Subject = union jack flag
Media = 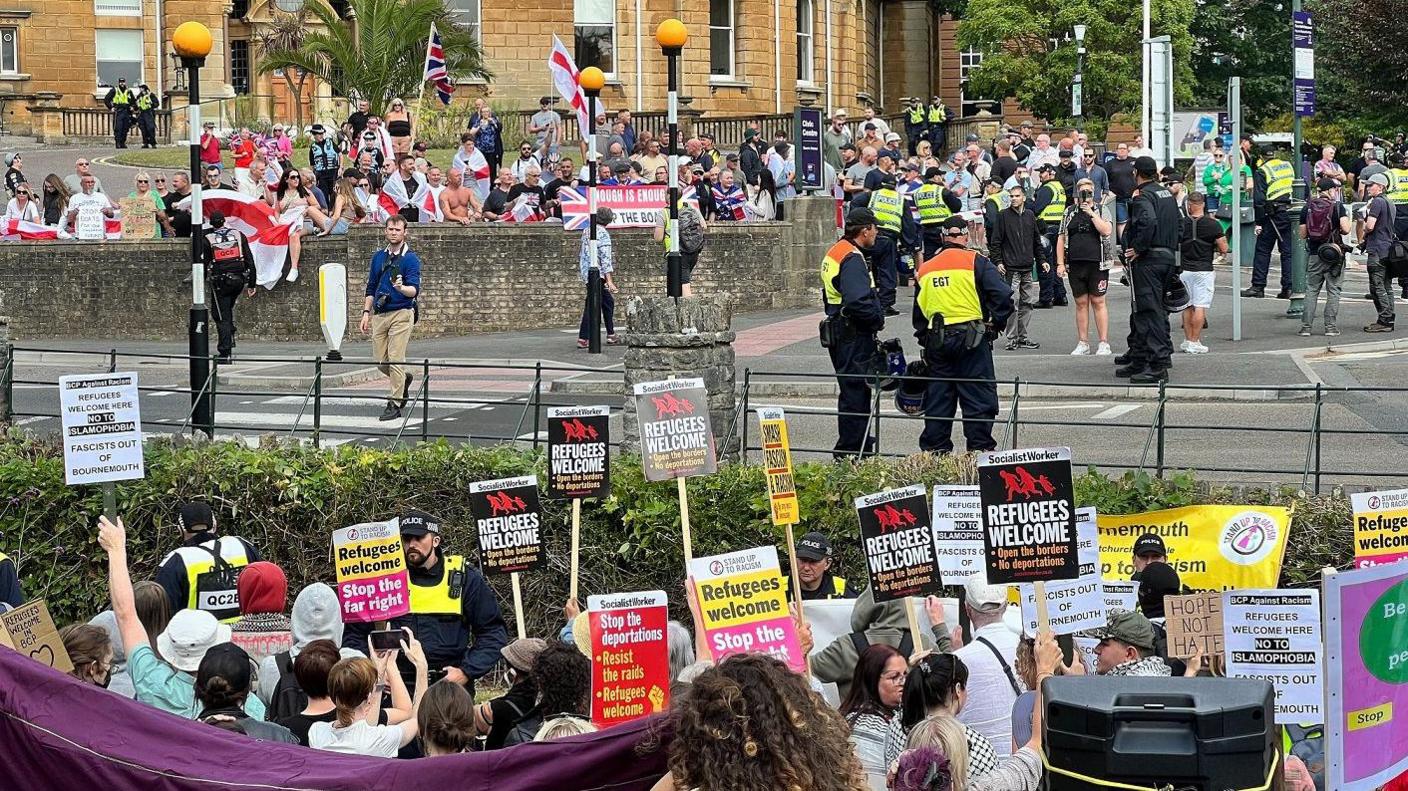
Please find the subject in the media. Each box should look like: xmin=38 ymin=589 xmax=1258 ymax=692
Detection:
xmin=560 ymin=186 xmax=590 ymax=231
xmin=423 ymin=23 xmax=454 ymax=105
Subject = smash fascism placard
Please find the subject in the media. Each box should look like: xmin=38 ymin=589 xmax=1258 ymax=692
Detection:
xmin=977 ymin=447 xmax=1078 ymax=585
xmin=856 ymin=485 xmax=941 ymax=603
xmin=588 ymin=590 xmax=671 ymax=728
xmin=469 ymin=475 xmax=545 ymax=575
xmin=757 ymin=408 xmax=799 ymax=526
xmin=546 ymin=406 xmax=611 ymax=499
xmin=633 ymin=378 xmax=716 ymax=482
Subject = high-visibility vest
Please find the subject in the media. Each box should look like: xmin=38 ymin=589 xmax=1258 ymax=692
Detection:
xmin=869 ymin=188 xmax=903 ymax=234
xmin=1261 ymin=159 xmax=1294 ymax=202
xmin=985 ymin=192 xmax=1006 ymax=215
xmin=1388 ymin=168 xmax=1408 ymax=205
xmin=1039 ymin=181 xmax=1066 ymax=221
xmin=408 ymin=555 xmax=465 ymax=615
xmin=822 ymin=239 xmax=870 ymax=306
xmin=163 ymin=537 xmax=251 ymax=622
xmin=908 ymin=106 xmax=925 ymax=125
xmin=784 ymin=574 xmax=849 ymax=600
xmin=915 ymin=247 xmax=984 ymax=325
xmin=136 ymin=94 xmax=154 ymax=111
xmin=914 ymin=183 xmax=953 ymax=225
xmin=927 ymin=104 xmax=947 ymax=124
xmin=111 ymin=88 xmax=132 ymax=106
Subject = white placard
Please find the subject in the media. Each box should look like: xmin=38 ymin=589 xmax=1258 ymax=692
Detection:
xmin=1102 ymin=581 xmax=1139 ymax=613
xmin=1223 ymin=589 xmax=1323 ymax=724
xmin=932 ymin=485 xmax=984 ymax=582
xmin=1018 ymin=508 xmax=1103 ymax=635
xmin=59 ymin=373 xmax=144 ymax=486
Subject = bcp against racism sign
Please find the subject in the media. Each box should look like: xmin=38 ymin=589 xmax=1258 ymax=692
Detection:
xmin=587 ymin=590 xmax=671 ymax=728
xmin=1350 ymin=488 xmax=1408 ymax=568
xmin=469 ymin=476 xmax=545 ymax=575
xmin=1223 ymin=589 xmax=1322 ymax=725
xmin=932 ymin=486 xmax=984 ymax=582
xmin=856 ymin=485 xmax=941 ymax=602
xmin=690 ymin=546 xmax=806 ymax=673
xmin=332 ymin=520 xmax=411 ymax=623
xmin=546 ymin=406 xmax=611 ymax=499
xmin=633 ymin=378 xmax=716 ymax=482
xmin=0 ymin=600 xmax=74 ymax=673
xmin=757 ymin=408 xmax=799 ymax=525
xmin=1018 ymin=508 xmax=1104 ymax=635
xmin=1096 ymin=505 xmax=1291 ymax=590
xmin=59 ymin=372 xmax=145 ymax=486
xmin=977 ymin=447 xmax=1078 ymax=585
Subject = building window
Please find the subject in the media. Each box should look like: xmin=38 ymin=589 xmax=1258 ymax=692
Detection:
xmin=865 ymin=0 xmax=881 ymax=101
xmin=94 ymin=0 xmax=140 ymax=16
xmin=574 ymin=0 xmax=614 ymax=77
xmin=447 ymin=0 xmax=481 ymax=46
xmin=709 ymin=0 xmax=733 ymax=77
xmin=95 ymin=29 xmax=142 ymax=87
xmin=959 ymin=47 xmax=992 ymax=117
xmin=229 ymin=39 xmax=249 ymax=95
xmin=795 ymin=0 xmax=813 ymax=84
xmin=0 ymin=27 xmax=16 ymax=75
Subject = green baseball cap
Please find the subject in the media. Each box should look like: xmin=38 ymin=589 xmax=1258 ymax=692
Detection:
xmin=1094 ymin=610 xmax=1157 ymax=652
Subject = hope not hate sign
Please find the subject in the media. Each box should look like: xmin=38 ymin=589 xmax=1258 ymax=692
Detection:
xmin=1164 ymin=591 xmax=1224 ymax=659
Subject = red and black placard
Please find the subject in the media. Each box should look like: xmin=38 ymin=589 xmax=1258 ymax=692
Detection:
xmin=546 ymin=405 xmax=611 ymax=499
xmin=855 ymin=484 xmax=941 ymax=602
xmin=976 ymin=447 xmax=1078 ymax=584
xmin=469 ymin=475 xmax=545 ymax=575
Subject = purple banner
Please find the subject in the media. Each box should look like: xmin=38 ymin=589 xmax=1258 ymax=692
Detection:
xmin=1293 ymin=11 xmax=1315 ymax=117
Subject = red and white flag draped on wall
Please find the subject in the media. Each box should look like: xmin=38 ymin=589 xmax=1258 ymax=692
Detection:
xmin=176 ymin=190 xmax=306 ymax=288
xmin=415 ymin=184 xmax=445 ymax=223
xmin=3 ymin=218 xmax=121 ymax=240
xmin=548 ymin=34 xmax=597 ymax=140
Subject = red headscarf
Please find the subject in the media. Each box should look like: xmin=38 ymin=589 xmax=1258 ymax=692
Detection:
xmin=237 ymin=561 xmax=288 ymax=615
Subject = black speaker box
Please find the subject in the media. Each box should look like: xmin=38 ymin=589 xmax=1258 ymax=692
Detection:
xmin=1043 ymin=676 xmax=1278 ymax=791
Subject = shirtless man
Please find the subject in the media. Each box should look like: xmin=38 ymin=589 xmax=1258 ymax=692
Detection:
xmin=439 ymin=168 xmax=481 ymax=226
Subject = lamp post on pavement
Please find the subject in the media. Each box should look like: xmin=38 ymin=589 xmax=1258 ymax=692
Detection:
xmin=657 ymin=19 xmax=687 ymax=299
xmin=1287 ymin=0 xmax=1313 ymax=318
xmin=1072 ymin=24 xmax=1086 ymax=119
xmin=580 ymin=66 xmax=606 ymax=354
xmin=173 ymin=21 xmax=214 ymax=438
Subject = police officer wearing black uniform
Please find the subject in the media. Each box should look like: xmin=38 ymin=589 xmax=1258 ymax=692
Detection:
xmin=344 ymin=510 xmax=508 ymax=696
xmin=202 ymin=211 xmax=256 ymax=363
xmin=913 ymin=216 xmax=1014 ymax=454
xmin=822 ymin=207 xmax=887 ymax=459
xmin=788 ymin=532 xmax=855 ymax=601
xmin=904 ymin=97 xmax=927 ymax=157
xmin=1117 ymin=156 xmax=1181 ymax=383
xmin=103 ymin=77 xmax=135 ymax=149
xmin=867 ymin=171 xmax=918 ymax=316
xmin=134 ymin=84 xmax=160 ymax=149
xmin=308 ymin=124 xmax=342 ymax=199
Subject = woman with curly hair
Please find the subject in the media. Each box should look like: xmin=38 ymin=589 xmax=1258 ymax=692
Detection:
xmin=501 ymin=642 xmax=591 ymax=747
xmin=840 ymin=643 xmax=908 ymax=784
xmin=656 ymin=652 xmax=868 ymax=791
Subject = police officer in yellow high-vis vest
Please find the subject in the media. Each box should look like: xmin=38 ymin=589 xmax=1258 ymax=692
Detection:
xmin=103 ymin=76 xmax=136 ymax=149
xmin=154 ymin=501 xmax=262 ymax=623
xmin=786 ymin=532 xmax=855 ymax=601
xmin=1387 ymin=152 xmax=1408 ymax=242
xmin=0 ymin=548 xmax=22 ymax=608
xmin=926 ymin=96 xmax=949 ymax=154
xmin=1032 ymin=163 xmax=1070 ymax=307
xmin=905 ymin=97 xmax=927 ymax=157
xmin=868 ymin=172 xmax=917 ymax=315
xmin=912 ymin=216 xmax=1014 ymax=454
xmin=343 ymin=510 xmax=508 ymax=695
xmin=135 ymin=83 xmax=160 ymax=149
xmin=821 ymin=207 xmax=887 ymax=458
xmin=915 ymin=166 xmax=963 ymax=261
xmin=1246 ymin=147 xmax=1297 ymax=299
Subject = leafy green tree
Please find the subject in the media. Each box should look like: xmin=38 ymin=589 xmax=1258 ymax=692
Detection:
xmin=957 ymin=0 xmax=1196 ymax=132
xmin=257 ymin=0 xmax=491 ymax=117
xmin=1187 ymin=0 xmax=1290 ymax=124
xmin=257 ymin=11 xmax=312 ymax=132
xmin=1311 ymin=0 xmax=1408 ymax=131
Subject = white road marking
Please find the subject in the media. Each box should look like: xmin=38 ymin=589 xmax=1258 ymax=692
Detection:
xmin=213 ymin=412 xmax=423 ymax=429
xmin=1091 ymin=404 xmax=1142 ymax=420
xmin=149 ymin=391 xmax=176 ymax=397
xmin=13 ymin=416 xmax=47 ymax=425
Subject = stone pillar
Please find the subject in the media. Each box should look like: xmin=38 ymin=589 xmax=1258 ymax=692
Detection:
xmin=784 ymin=195 xmax=840 ymax=300
xmin=27 ymin=93 xmax=65 ymax=145
xmin=621 ymin=295 xmax=739 ymax=461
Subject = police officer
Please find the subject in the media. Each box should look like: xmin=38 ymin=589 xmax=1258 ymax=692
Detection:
xmin=0 ymin=547 xmax=22 ymax=608
xmin=915 ymin=166 xmax=963 ymax=261
xmin=1032 ymin=163 xmax=1070 ymax=308
xmin=1243 ymin=146 xmax=1296 ymax=299
xmin=926 ymin=96 xmax=948 ymax=155
xmin=134 ymin=84 xmax=160 ymax=149
xmin=822 ymin=208 xmax=887 ymax=458
xmin=868 ymin=172 xmax=916 ymax=316
xmin=1117 ymin=156 xmax=1181 ymax=383
xmin=154 ymin=501 xmax=262 ymax=621
xmin=103 ymin=77 xmax=136 ymax=149
xmin=203 ymin=211 xmax=256 ymax=363
xmin=344 ymin=510 xmax=508 ymax=695
xmin=905 ymin=97 xmax=927 ymax=157
xmin=789 ymin=532 xmax=854 ymax=601
xmin=308 ymin=124 xmax=342 ymax=199
xmin=913 ymin=216 xmax=1014 ymax=454
xmin=1387 ymin=152 xmax=1408 ymax=243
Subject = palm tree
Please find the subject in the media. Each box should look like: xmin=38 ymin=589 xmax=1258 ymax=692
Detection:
xmin=256 ymin=0 xmax=491 ymax=118
xmin=257 ymin=10 xmax=311 ymax=132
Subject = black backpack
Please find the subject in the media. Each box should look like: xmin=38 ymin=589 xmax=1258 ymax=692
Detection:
xmin=265 ymin=650 xmax=307 ymax=723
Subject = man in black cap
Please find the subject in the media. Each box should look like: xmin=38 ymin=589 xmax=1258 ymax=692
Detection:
xmin=1116 ymin=155 xmax=1180 ymax=383
xmin=134 ymin=83 xmax=160 ymax=149
xmin=344 ymin=510 xmax=508 ymax=695
xmin=308 ymin=124 xmax=342 ymax=198
xmin=103 ymin=76 xmax=136 ymax=149
xmin=203 ymin=210 xmax=256 ymax=363
xmin=1032 ymin=162 xmax=1071 ymax=308
xmin=821 ymin=207 xmax=887 ymax=458
xmin=1131 ymin=532 xmax=1168 ymax=578
xmin=790 ymin=532 xmax=854 ymax=600
xmin=154 ymin=501 xmax=262 ymax=621
xmin=1092 ymin=610 xmax=1171 ymax=676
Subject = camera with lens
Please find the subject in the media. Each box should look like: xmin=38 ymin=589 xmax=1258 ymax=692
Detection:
xmin=374 ymin=261 xmax=402 ymax=311
xmin=1080 ymin=188 xmax=1093 ymax=202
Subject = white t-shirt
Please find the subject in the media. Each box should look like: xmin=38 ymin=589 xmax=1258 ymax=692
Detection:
xmin=953 ymin=621 xmax=1021 ymax=759
xmin=308 ymin=719 xmax=404 ymax=757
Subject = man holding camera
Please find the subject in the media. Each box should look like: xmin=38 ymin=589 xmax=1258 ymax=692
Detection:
xmin=361 ymin=215 xmax=421 ymax=421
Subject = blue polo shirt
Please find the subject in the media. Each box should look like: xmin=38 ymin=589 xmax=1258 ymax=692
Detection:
xmin=365 ymin=244 xmax=422 ymax=313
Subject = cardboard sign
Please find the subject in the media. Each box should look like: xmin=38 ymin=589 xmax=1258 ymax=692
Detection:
xmin=932 ymin=485 xmax=984 ymax=582
xmin=0 ymin=600 xmax=73 ymax=673
xmin=546 ymin=406 xmax=611 ymax=499
xmin=1096 ymin=506 xmax=1291 ymax=590
xmin=1223 ymin=589 xmax=1323 ymax=724
xmin=118 ymin=195 xmax=157 ymax=239
xmin=1350 ymin=488 xmax=1408 ymax=568
xmin=977 ymin=447 xmax=1078 ymax=584
xmin=1163 ymin=591 xmax=1224 ymax=659
xmin=1018 ymin=508 xmax=1104 ymax=635
xmin=1102 ymin=581 xmax=1139 ymax=613
xmin=634 ymin=378 xmax=716 ymax=482
xmin=469 ymin=475 xmax=545 ymax=575
xmin=757 ymin=408 xmax=799 ymax=525
xmin=690 ymin=546 xmax=806 ymax=673
xmin=856 ymin=485 xmax=941 ymax=603
xmin=59 ymin=372 xmax=145 ymax=486
xmin=331 ymin=520 xmax=411 ymax=623
xmin=588 ymin=590 xmax=671 ymax=728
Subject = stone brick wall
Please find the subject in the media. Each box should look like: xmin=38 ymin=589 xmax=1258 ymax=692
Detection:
xmin=0 ymin=196 xmax=836 ymax=342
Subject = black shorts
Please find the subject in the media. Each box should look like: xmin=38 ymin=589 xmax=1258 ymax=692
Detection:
xmin=679 ymin=251 xmax=700 ymax=284
xmin=1067 ymin=261 xmax=1108 ymax=298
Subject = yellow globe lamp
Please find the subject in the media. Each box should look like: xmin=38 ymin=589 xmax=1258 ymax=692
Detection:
xmin=172 ymin=22 xmax=213 ymax=62
xmin=579 ymin=66 xmax=606 ymax=95
xmin=656 ymin=18 xmax=687 ymax=52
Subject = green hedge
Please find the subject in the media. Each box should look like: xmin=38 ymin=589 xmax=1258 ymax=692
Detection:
xmin=0 ymin=434 xmax=1352 ymax=634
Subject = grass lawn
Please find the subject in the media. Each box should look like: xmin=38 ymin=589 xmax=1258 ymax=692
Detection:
xmin=108 ymin=147 xmax=463 ymax=173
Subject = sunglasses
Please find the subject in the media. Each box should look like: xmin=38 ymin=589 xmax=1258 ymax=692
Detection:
xmin=137 ymin=179 xmax=149 ymax=184
xmin=156 ymin=178 xmax=166 ymax=183
xmin=288 ymin=175 xmax=300 ymax=180
xmin=357 ymin=182 xmax=369 ymax=188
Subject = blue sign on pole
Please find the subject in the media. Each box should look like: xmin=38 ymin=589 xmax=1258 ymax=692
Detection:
xmin=1292 ymin=11 xmax=1315 ymax=117
xmin=794 ymin=106 xmax=824 ymax=192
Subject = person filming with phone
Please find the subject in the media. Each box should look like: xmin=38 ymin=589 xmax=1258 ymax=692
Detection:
xmin=342 ymin=510 xmax=508 ymax=699
xmin=360 ymin=215 xmax=421 ymax=422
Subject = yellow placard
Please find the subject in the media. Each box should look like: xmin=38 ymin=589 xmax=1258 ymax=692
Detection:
xmin=1096 ymin=505 xmax=1291 ymax=590
xmin=1348 ymin=702 xmax=1393 ymax=732
xmin=1350 ymin=489 xmax=1408 ymax=566
xmin=694 ymin=569 xmax=790 ymax=630
xmin=758 ymin=409 xmax=799 ymax=526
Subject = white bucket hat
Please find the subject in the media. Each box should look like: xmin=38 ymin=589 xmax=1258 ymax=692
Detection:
xmin=157 ymin=609 xmax=231 ymax=673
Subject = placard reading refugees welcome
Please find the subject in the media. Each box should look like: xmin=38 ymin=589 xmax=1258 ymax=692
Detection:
xmin=856 ymin=485 xmax=941 ymax=602
xmin=469 ymin=476 xmax=545 ymax=575
xmin=690 ymin=546 xmax=805 ymax=673
xmin=1350 ymin=488 xmax=1408 ymax=568
xmin=1223 ymin=589 xmax=1322 ymax=724
xmin=59 ymin=372 xmax=145 ymax=486
xmin=1018 ymin=508 xmax=1103 ymax=635
xmin=933 ymin=485 xmax=984 ymax=582
xmin=634 ymin=378 xmax=716 ymax=482
xmin=978 ymin=447 xmax=1078 ymax=584
xmin=547 ymin=406 xmax=611 ymax=499
xmin=332 ymin=520 xmax=411 ymax=623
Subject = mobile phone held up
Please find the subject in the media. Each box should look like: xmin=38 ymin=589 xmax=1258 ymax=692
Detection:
xmin=369 ymin=628 xmax=407 ymax=654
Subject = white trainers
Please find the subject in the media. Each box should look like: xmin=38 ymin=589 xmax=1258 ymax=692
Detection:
xmin=1071 ymin=341 xmax=1090 ymax=355
xmin=1179 ymin=340 xmax=1190 ymax=352
xmin=286 ymin=267 xmax=299 ymax=283
xmin=1095 ymin=342 xmax=1113 ymax=356
xmin=1186 ymin=342 xmax=1209 ymax=354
